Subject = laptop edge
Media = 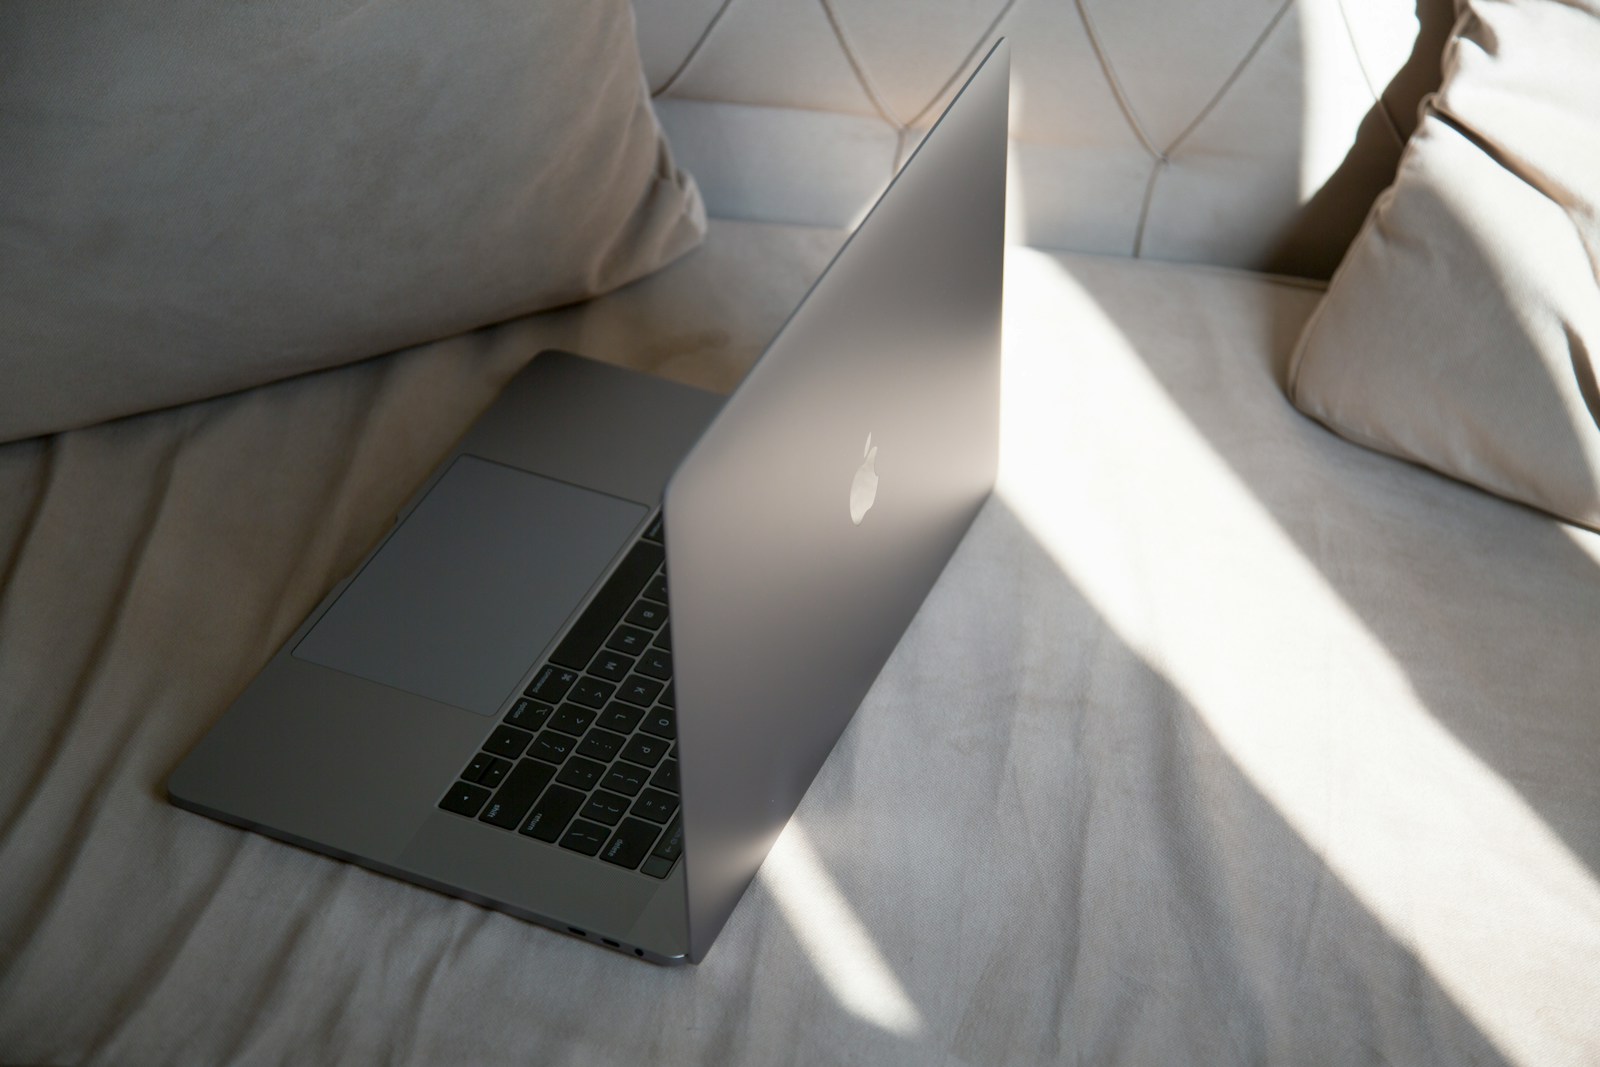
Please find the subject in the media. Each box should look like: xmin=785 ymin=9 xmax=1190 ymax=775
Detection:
xmin=167 ymin=40 xmax=1009 ymax=966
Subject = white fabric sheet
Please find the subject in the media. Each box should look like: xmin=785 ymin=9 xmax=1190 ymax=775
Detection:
xmin=2 ymin=224 xmax=1596 ymax=1065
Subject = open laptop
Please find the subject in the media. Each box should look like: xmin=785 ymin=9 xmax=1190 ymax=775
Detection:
xmin=168 ymin=41 xmax=1008 ymax=964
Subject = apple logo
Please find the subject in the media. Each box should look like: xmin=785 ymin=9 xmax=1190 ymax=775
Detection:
xmin=850 ymin=433 xmax=879 ymax=526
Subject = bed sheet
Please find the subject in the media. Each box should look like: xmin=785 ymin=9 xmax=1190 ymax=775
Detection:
xmin=2 ymin=229 xmax=1597 ymax=1065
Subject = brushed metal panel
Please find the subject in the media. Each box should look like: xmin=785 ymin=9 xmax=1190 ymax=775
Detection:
xmin=666 ymin=41 xmax=1008 ymax=963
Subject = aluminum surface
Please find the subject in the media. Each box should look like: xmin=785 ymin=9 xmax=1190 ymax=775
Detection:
xmin=294 ymin=455 xmax=644 ymax=716
xmin=665 ymin=41 xmax=1009 ymax=963
xmin=169 ymin=353 xmax=721 ymax=963
xmin=169 ymin=39 xmax=1008 ymax=966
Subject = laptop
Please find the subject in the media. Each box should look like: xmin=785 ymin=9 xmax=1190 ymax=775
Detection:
xmin=168 ymin=40 xmax=1008 ymax=965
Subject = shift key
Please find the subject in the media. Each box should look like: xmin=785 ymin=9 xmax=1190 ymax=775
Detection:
xmin=641 ymin=815 xmax=683 ymax=878
xmin=601 ymin=817 xmax=662 ymax=870
xmin=652 ymin=815 xmax=684 ymax=862
xmin=478 ymin=759 xmax=555 ymax=829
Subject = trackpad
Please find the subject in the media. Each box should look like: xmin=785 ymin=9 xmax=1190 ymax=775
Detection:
xmin=295 ymin=456 xmax=646 ymax=715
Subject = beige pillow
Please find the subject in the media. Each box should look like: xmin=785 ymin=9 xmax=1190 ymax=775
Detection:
xmin=1288 ymin=0 xmax=1600 ymax=530
xmin=0 ymin=0 xmax=705 ymax=443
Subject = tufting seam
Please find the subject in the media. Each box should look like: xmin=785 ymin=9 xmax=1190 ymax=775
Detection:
xmin=818 ymin=0 xmax=909 ymax=129
xmin=1073 ymin=0 xmax=1163 ymax=162
xmin=1332 ymin=0 xmax=1405 ymax=147
xmin=651 ymin=0 xmax=739 ymax=98
xmin=1079 ymin=0 xmax=1294 ymax=257
xmin=902 ymin=0 xmax=1020 ymax=130
xmin=828 ymin=0 xmax=1018 ymax=175
xmin=1164 ymin=0 xmax=1294 ymax=158
xmin=893 ymin=127 xmax=914 ymax=174
xmin=1132 ymin=157 xmax=1166 ymax=258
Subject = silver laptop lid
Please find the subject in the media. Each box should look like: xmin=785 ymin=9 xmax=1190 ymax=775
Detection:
xmin=666 ymin=40 xmax=1008 ymax=962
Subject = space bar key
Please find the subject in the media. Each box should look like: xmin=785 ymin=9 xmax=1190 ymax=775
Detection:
xmin=548 ymin=540 xmax=664 ymax=670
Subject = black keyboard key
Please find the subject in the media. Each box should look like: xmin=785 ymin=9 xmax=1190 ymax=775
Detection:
xmin=620 ymin=734 xmax=668 ymax=768
xmin=596 ymin=701 xmax=646 ymax=734
xmin=616 ymin=675 xmax=664 ymax=707
xmin=640 ymin=707 xmax=676 ymax=741
xmin=528 ymin=730 xmax=574 ymax=764
xmin=644 ymin=572 xmax=668 ymax=602
xmin=631 ymin=788 xmax=678 ymax=825
xmin=652 ymin=815 xmax=684 ymax=861
xmin=556 ymin=755 xmax=606 ymax=791
xmin=439 ymin=781 xmax=491 ymax=817
xmin=479 ymin=756 xmax=512 ymax=789
xmin=601 ymin=763 xmax=648 ymax=797
xmin=525 ymin=665 xmax=578 ymax=703
xmin=505 ymin=698 xmax=553 ymax=731
xmin=636 ymin=648 xmax=672 ymax=681
xmin=483 ymin=725 xmax=533 ymax=760
xmin=568 ymin=676 xmax=615 ymax=709
xmin=601 ymin=818 xmax=662 ymax=869
xmin=521 ymin=784 xmax=584 ymax=842
xmin=641 ymin=855 xmax=675 ymax=879
xmin=580 ymin=790 xmax=631 ymax=827
xmin=560 ymin=819 xmax=611 ymax=857
xmin=577 ymin=727 xmax=626 ymax=762
xmin=659 ymin=682 xmax=675 ymax=708
xmin=549 ymin=541 xmax=665 ymax=670
xmin=650 ymin=758 xmax=679 ymax=794
xmin=605 ymin=624 xmax=652 ymax=655
xmin=549 ymin=703 xmax=597 ymax=736
xmin=479 ymin=759 xmax=555 ymax=829
xmin=643 ymin=513 xmax=664 ymax=543
xmin=652 ymin=625 xmax=671 ymax=651
xmin=588 ymin=649 xmax=634 ymax=683
xmin=463 ymin=752 xmax=493 ymax=783
xmin=624 ymin=600 xmax=667 ymax=630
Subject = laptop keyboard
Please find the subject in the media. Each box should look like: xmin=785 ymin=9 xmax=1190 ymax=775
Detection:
xmin=436 ymin=513 xmax=684 ymax=878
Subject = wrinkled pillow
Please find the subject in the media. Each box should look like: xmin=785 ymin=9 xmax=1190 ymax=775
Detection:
xmin=1288 ymin=0 xmax=1600 ymax=530
xmin=0 ymin=0 xmax=705 ymax=443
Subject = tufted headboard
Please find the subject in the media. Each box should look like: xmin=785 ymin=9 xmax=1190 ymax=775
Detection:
xmin=634 ymin=0 xmax=1453 ymax=278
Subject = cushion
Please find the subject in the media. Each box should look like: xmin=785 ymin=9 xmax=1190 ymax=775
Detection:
xmin=1287 ymin=0 xmax=1600 ymax=530
xmin=0 ymin=0 xmax=705 ymax=444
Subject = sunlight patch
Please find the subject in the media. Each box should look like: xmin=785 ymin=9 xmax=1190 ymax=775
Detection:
xmin=996 ymin=249 xmax=1600 ymax=1066
xmin=760 ymin=822 xmax=924 ymax=1038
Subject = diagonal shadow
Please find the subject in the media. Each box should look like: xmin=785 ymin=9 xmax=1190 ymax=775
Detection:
xmin=994 ymin=242 xmax=1600 ymax=1062
xmin=1263 ymin=0 xmax=1454 ymax=277
xmin=761 ymin=498 xmax=1514 ymax=1064
xmin=1124 ymin=173 xmax=1600 ymax=885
